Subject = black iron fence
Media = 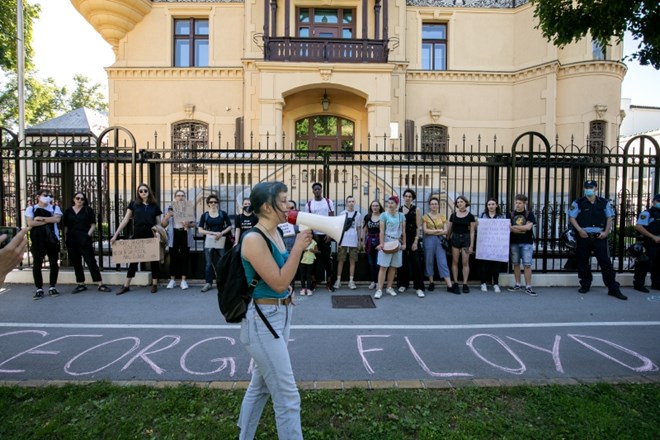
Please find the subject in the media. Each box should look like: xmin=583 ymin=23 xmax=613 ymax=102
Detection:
xmin=1 ymin=126 xmax=658 ymax=276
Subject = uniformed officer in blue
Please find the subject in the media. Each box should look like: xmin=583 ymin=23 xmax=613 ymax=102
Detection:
xmin=633 ymin=193 xmax=660 ymax=292
xmin=568 ymin=180 xmax=627 ymax=300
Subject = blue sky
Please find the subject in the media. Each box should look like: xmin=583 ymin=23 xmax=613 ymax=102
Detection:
xmin=31 ymin=0 xmax=660 ymax=107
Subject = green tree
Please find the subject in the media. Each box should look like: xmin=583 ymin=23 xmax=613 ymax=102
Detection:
xmin=68 ymin=74 xmax=108 ymax=112
xmin=0 ymin=72 xmax=67 ymax=128
xmin=531 ymin=0 xmax=660 ymax=69
xmin=0 ymin=0 xmax=40 ymax=71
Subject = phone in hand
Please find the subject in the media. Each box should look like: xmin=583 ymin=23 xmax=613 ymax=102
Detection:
xmin=0 ymin=226 xmax=20 ymax=249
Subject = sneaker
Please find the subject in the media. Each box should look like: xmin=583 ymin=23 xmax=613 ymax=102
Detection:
xmin=73 ymin=284 xmax=87 ymax=294
xmin=33 ymin=289 xmax=44 ymax=300
xmin=386 ymin=287 xmax=397 ymax=296
xmin=180 ymin=280 xmax=189 ymax=290
xmin=633 ymin=284 xmax=650 ymax=293
xmin=348 ymin=280 xmax=357 ymax=290
xmin=398 ymin=286 xmax=406 ymax=293
xmin=166 ymin=280 xmax=176 ymax=289
xmin=374 ymin=289 xmax=383 ymax=299
xmin=578 ymin=285 xmax=590 ymax=294
xmin=525 ymin=286 xmax=538 ymax=297
xmin=333 ymin=280 xmax=341 ymax=289
xmin=416 ymin=289 xmax=425 ymax=298
xmin=299 ymin=289 xmax=307 ymax=296
xmin=48 ymin=287 xmax=60 ymax=297
xmin=200 ymin=283 xmax=212 ymax=292
xmin=450 ymin=283 xmax=461 ymax=295
xmin=327 ymin=281 xmax=336 ymax=292
xmin=98 ymin=285 xmax=112 ymax=292
xmin=427 ymin=283 xmax=435 ymax=292
xmin=368 ymin=282 xmax=377 ymax=290
xmin=493 ymin=285 xmax=501 ymax=293
xmin=307 ymin=289 xmax=314 ymax=296
xmin=508 ymin=285 xmax=522 ymax=292
xmin=462 ymin=284 xmax=470 ymax=293
xmin=480 ymin=283 xmax=487 ymax=292
xmin=608 ymin=290 xmax=628 ymax=301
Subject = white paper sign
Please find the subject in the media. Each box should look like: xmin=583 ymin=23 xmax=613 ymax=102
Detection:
xmin=475 ymin=218 xmax=511 ymax=263
xmin=278 ymin=222 xmax=296 ymax=237
xmin=205 ymin=235 xmax=226 ymax=249
xmin=171 ymin=201 xmax=195 ymax=225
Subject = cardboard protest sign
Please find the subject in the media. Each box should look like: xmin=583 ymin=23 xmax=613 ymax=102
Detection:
xmin=204 ymin=235 xmax=226 ymax=249
xmin=475 ymin=218 xmax=510 ymax=263
xmin=112 ymin=237 xmax=161 ymax=264
xmin=171 ymin=200 xmax=195 ymax=225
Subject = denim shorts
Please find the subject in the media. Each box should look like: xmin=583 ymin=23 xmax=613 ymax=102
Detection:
xmin=510 ymin=243 xmax=533 ymax=266
xmin=451 ymin=232 xmax=471 ymax=249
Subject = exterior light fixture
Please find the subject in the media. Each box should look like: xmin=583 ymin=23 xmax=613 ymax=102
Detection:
xmin=321 ymin=89 xmax=330 ymax=112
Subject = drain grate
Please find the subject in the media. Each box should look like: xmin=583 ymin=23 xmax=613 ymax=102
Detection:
xmin=331 ymin=295 xmax=376 ymax=309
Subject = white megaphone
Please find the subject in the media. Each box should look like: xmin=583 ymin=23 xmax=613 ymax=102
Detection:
xmin=287 ymin=210 xmax=353 ymax=243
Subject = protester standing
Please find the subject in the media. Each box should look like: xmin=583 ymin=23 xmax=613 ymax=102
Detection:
xmin=306 ymin=182 xmax=336 ymax=291
xmin=633 ymin=193 xmax=660 ymax=292
xmin=363 ymin=200 xmax=384 ymax=290
xmin=422 ymin=197 xmax=453 ymax=292
xmin=334 ymin=195 xmax=362 ymax=290
xmin=25 ymin=189 xmax=63 ymax=300
xmin=397 ymin=189 xmax=426 ymax=298
xmin=374 ymin=195 xmax=406 ymax=299
xmin=507 ymin=194 xmax=537 ymax=296
xmin=162 ymin=190 xmax=195 ymax=290
xmin=62 ymin=191 xmax=111 ymax=293
xmin=111 ymin=184 xmax=162 ymax=295
xmin=447 ymin=196 xmax=475 ymax=294
xmin=198 ymin=194 xmax=232 ymax=292
xmin=234 ymin=199 xmax=258 ymax=245
xmin=237 ymin=181 xmax=312 ymax=440
xmin=477 ymin=198 xmax=504 ymax=293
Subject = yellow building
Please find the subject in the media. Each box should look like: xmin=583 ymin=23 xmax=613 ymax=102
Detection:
xmin=72 ymin=0 xmax=625 ymax=153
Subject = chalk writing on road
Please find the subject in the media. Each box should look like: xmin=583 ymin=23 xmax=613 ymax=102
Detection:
xmin=0 ymin=330 xmax=657 ymax=379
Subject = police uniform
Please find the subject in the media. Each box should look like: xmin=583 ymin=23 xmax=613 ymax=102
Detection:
xmin=568 ymin=180 xmax=626 ymax=299
xmin=633 ymin=194 xmax=660 ymax=291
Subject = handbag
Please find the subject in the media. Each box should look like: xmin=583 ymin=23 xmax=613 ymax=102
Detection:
xmin=440 ymin=236 xmax=450 ymax=252
xmin=382 ymin=241 xmax=400 ymax=254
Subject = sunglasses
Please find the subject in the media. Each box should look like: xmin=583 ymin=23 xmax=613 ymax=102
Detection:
xmin=175 ymin=194 xmax=185 ymax=197
xmin=138 ymin=189 xmax=149 ymax=194
xmin=208 ymin=201 xmax=218 ymax=204
xmin=74 ymin=196 xmax=85 ymax=201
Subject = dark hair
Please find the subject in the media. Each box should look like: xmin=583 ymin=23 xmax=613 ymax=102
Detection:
xmin=250 ymin=181 xmax=288 ymax=216
xmin=71 ymin=191 xmax=89 ymax=207
xmin=174 ymin=190 xmax=186 ymax=198
xmin=455 ymin=195 xmax=470 ymax=209
xmin=369 ymin=199 xmax=384 ymax=214
xmin=288 ymin=200 xmax=297 ymax=209
xmin=515 ymin=194 xmax=528 ymax=203
xmin=403 ymin=188 xmax=416 ymax=200
xmin=35 ymin=189 xmax=52 ymax=198
xmin=135 ymin=184 xmax=158 ymax=206
xmin=345 ymin=195 xmax=355 ymax=202
xmin=484 ymin=197 xmax=502 ymax=216
xmin=312 ymin=182 xmax=322 ymax=190
xmin=428 ymin=196 xmax=440 ymax=205
xmin=206 ymin=194 xmax=219 ymax=204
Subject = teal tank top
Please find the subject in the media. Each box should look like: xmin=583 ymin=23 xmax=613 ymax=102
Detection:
xmin=241 ymin=231 xmax=290 ymax=299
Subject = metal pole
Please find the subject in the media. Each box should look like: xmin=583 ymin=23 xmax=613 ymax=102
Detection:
xmin=17 ymin=0 xmax=27 ymax=227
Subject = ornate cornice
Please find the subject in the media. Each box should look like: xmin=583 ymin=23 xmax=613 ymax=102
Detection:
xmin=406 ymin=61 xmax=626 ymax=84
xmin=107 ymin=67 xmax=244 ymax=79
xmin=71 ymin=0 xmax=152 ymax=54
xmin=406 ymin=0 xmax=528 ymax=8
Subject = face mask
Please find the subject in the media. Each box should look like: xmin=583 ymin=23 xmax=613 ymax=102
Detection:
xmin=39 ymin=196 xmax=52 ymax=204
xmin=584 ymin=189 xmax=595 ymax=197
xmin=655 ymin=202 xmax=660 ymax=209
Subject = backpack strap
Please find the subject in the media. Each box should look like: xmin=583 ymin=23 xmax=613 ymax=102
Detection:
xmin=244 ymin=227 xmax=280 ymax=339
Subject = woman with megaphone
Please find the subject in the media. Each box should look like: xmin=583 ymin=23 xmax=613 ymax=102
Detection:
xmin=374 ymin=195 xmax=406 ymax=299
xmin=238 ymin=181 xmax=312 ymax=440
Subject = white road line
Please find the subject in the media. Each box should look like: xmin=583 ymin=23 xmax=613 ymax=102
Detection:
xmin=0 ymin=322 xmax=659 ymax=330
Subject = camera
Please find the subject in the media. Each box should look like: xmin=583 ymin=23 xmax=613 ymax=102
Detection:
xmin=0 ymin=226 xmax=20 ymax=249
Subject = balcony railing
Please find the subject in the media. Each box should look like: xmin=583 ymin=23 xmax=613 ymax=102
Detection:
xmin=264 ymin=37 xmax=388 ymax=63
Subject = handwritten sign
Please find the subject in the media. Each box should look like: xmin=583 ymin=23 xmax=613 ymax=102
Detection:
xmin=112 ymin=237 xmax=161 ymax=264
xmin=204 ymin=235 xmax=226 ymax=249
xmin=171 ymin=201 xmax=195 ymax=225
xmin=476 ymin=218 xmax=510 ymax=262
xmin=278 ymin=222 xmax=296 ymax=237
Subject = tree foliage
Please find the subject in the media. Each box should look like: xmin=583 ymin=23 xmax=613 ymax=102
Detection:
xmin=0 ymin=72 xmax=67 ymax=128
xmin=0 ymin=0 xmax=40 ymax=71
xmin=531 ymin=0 xmax=660 ymax=69
xmin=68 ymin=74 xmax=108 ymax=113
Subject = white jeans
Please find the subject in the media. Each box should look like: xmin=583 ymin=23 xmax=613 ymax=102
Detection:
xmin=238 ymin=301 xmax=302 ymax=439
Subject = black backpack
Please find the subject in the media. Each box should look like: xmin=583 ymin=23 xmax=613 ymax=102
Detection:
xmin=215 ymin=227 xmax=280 ymax=338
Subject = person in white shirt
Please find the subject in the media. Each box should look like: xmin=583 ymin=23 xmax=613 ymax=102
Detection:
xmin=334 ymin=195 xmax=362 ymax=290
xmin=306 ymin=182 xmax=336 ymax=291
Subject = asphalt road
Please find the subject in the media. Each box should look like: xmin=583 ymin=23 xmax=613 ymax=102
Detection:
xmin=0 ymin=282 xmax=659 ymax=384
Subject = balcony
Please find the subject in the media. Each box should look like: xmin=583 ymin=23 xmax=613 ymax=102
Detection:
xmin=265 ymin=37 xmax=388 ymax=63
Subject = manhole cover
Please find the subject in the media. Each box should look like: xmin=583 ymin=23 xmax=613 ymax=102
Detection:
xmin=331 ymin=295 xmax=376 ymax=309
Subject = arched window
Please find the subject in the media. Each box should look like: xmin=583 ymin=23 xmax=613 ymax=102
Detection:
xmin=171 ymin=121 xmax=208 ymax=173
xmin=295 ymin=115 xmax=355 ymax=152
xmin=421 ymin=124 xmax=448 ymax=175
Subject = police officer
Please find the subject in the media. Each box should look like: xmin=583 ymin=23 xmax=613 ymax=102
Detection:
xmin=633 ymin=193 xmax=660 ymax=292
xmin=568 ymin=180 xmax=627 ymax=300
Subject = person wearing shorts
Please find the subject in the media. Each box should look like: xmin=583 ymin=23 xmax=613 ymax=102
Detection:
xmin=334 ymin=196 xmax=362 ymax=290
xmin=508 ymin=194 xmax=537 ymax=296
xmin=374 ymin=195 xmax=405 ymax=299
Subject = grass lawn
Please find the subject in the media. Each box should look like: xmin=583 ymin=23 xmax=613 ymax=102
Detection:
xmin=0 ymin=382 xmax=658 ymax=439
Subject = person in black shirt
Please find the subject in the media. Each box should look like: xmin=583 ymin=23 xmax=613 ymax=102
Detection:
xmin=198 ymin=194 xmax=232 ymax=292
xmin=447 ymin=196 xmax=476 ymax=294
xmin=234 ymin=198 xmax=258 ymax=245
xmin=62 ymin=192 xmax=111 ymax=293
xmin=363 ymin=200 xmax=384 ymax=289
xmin=397 ymin=189 xmax=426 ymax=298
xmin=111 ymin=184 xmax=163 ymax=295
